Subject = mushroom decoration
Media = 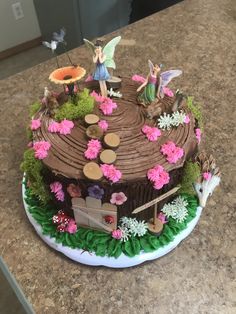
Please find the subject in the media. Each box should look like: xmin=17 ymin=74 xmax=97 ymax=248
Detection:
xmin=49 ymin=65 xmax=86 ymax=100
xmin=193 ymin=152 xmax=221 ymax=207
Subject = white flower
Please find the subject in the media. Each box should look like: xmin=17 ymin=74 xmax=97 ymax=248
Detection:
xmin=157 ymin=113 xmax=173 ymax=130
xmin=119 ymin=217 xmax=148 ymax=239
xmin=118 ymin=226 xmax=130 ymax=242
xmin=171 ymin=111 xmax=186 ymax=126
xmin=161 ymin=196 xmax=188 ymax=223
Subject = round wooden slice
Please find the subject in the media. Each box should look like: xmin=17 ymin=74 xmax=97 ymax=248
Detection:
xmin=84 ymin=114 xmax=99 ymax=125
xmin=107 ymin=76 xmax=122 ymax=89
xmin=104 ymin=133 xmax=120 ymax=149
xmin=83 ymin=162 xmax=103 ymax=181
xmin=86 ymin=125 xmax=104 ymax=139
xmin=100 ymin=149 xmax=117 ymax=164
xmin=148 ymin=219 xmax=164 ymax=236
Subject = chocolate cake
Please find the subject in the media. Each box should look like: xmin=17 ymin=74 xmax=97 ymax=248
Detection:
xmin=30 ymin=77 xmax=197 ymax=225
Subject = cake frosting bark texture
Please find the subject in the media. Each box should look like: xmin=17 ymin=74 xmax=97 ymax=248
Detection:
xmin=32 ymin=78 xmax=198 ymax=221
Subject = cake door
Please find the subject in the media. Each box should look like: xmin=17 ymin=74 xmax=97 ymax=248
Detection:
xmin=71 ymin=198 xmax=89 ymax=227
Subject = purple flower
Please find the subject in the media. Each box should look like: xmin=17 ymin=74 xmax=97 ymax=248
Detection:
xmin=88 ymin=185 xmax=104 ymax=200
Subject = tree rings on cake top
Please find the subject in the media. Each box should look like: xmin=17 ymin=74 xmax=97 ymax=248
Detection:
xmin=84 ymin=114 xmax=100 ymax=125
xmin=100 ymin=149 xmax=117 ymax=164
xmin=83 ymin=162 xmax=103 ymax=181
xmin=86 ymin=125 xmax=104 ymax=139
xmin=104 ymin=133 xmax=120 ymax=149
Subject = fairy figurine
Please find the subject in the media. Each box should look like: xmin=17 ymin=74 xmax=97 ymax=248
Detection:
xmin=83 ymin=36 xmax=121 ymax=97
xmin=137 ymin=60 xmax=182 ymax=106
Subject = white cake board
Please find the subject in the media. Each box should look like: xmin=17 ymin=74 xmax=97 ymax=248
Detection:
xmin=22 ymin=182 xmax=202 ymax=268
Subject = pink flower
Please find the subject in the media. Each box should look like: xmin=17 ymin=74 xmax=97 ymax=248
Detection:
xmin=58 ymin=119 xmax=74 ymax=135
xmin=160 ymin=141 xmax=184 ymax=164
xmin=34 ymin=149 xmax=48 ymax=159
xmin=85 ymin=75 xmax=93 ymax=82
xmin=90 ymin=90 xmax=105 ymax=102
xmin=184 ymin=115 xmax=190 ymax=124
xmin=110 ymin=192 xmax=127 ymax=205
xmin=50 ymin=182 xmax=63 ymax=193
xmin=158 ymin=212 xmax=168 ymax=224
xmin=142 ymin=125 xmax=161 ymax=142
xmin=50 ymin=181 xmax=65 ymax=202
xmin=203 ymin=172 xmax=212 ymax=181
xmin=84 ymin=139 xmax=102 ymax=160
xmin=98 ymin=120 xmax=108 ymax=131
xmin=147 ymin=165 xmax=170 ymax=190
xmin=31 ymin=119 xmax=41 ymax=130
xmin=33 ymin=141 xmax=51 ymax=151
xmin=87 ymin=139 xmax=102 ymax=150
xmin=163 ymin=87 xmax=174 ymax=97
xmin=112 ymin=229 xmax=123 ymax=240
xmin=131 ymin=74 xmax=146 ymax=83
xmin=99 ymin=99 xmax=117 ymax=115
xmin=100 ymin=164 xmax=122 ymax=183
xmin=195 ymin=128 xmax=201 ymax=144
xmin=48 ymin=121 xmax=60 ymax=133
xmin=65 ymin=219 xmax=77 ymax=234
xmin=84 ymin=147 xmax=99 ymax=160
xmin=55 ymin=190 xmax=65 ymax=202
xmin=67 ymin=183 xmax=81 ymax=198
xmin=27 ymin=141 xmax=33 ymax=148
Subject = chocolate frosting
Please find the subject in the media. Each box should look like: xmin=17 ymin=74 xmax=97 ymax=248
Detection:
xmin=34 ymin=77 xmax=197 ymax=182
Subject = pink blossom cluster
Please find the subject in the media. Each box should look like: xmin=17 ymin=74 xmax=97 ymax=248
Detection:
xmin=163 ymin=87 xmax=174 ymax=97
xmin=90 ymin=91 xmax=117 ymax=115
xmin=131 ymin=74 xmax=146 ymax=83
xmin=142 ymin=125 xmax=161 ymax=142
xmin=31 ymin=119 xmax=41 ymax=130
xmin=52 ymin=210 xmax=77 ymax=234
xmin=98 ymin=120 xmax=108 ymax=131
xmin=160 ymin=141 xmax=184 ymax=164
xmin=99 ymin=98 xmax=117 ymax=115
xmin=33 ymin=141 xmax=51 ymax=159
xmin=84 ymin=139 xmax=102 ymax=160
xmin=184 ymin=115 xmax=190 ymax=124
xmin=50 ymin=181 xmax=65 ymax=202
xmin=112 ymin=229 xmax=123 ymax=240
xmin=48 ymin=119 xmax=74 ymax=135
xmin=195 ymin=128 xmax=201 ymax=144
xmin=147 ymin=165 xmax=170 ymax=190
xmin=203 ymin=172 xmax=212 ymax=181
xmin=100 ymin=164 xmax=122 ymax=183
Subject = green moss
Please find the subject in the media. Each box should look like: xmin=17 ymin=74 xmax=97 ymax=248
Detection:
xmin=179 ymin=161 xmax=201 ymax=195
xmin=24 ymin=182 xmax=198 ymax=258
xmin=21 ymin=149 xmax=51 ymax=204
xmin=186 ymin=96 xmax=204 ymax=131
xmin=29 ymin=102 xmax=41 ymax=118
xmin=54 ymin=88 xmax=94 ymax=121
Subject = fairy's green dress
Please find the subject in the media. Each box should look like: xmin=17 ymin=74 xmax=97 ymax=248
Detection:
xmin=137 ymin=74 xmax=159 ymax=106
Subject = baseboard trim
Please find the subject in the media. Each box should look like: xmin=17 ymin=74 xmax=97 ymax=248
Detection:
xmin=0 ymin=36 xmax=42 ymax=61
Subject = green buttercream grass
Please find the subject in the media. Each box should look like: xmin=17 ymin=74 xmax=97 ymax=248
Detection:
xmin=179 ymin=161 xmax=201 ymax=195
xmin=186 ymin=96 xmax=204 ymax=131
xmin=29 ymin=102 xmax=41 ymax=118
xmin=21 ymin=149 xmax=51 ymax=204
xmin=54 ymin=88 xmax=94 ymax=121
xmin=24 ymin=182 xmax=198 ymax=258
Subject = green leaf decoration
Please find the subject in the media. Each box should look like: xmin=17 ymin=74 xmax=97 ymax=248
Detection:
xmin=140 ymin=236 xmax=155 ymax=253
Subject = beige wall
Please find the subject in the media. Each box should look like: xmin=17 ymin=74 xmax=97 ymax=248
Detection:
xmin=0 ymin=0 xmax=41 ymax=51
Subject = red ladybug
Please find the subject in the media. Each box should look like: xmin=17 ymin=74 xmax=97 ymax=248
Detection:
xmin=104 ymin=215 xmax=115 ymax=224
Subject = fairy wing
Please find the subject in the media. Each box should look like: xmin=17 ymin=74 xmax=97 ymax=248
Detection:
xmin=43 ymin=40 xmax=58 ymax=52
xmin=159 ymin=70 xmax=182 ymax=98
xmin=160 ymin=70 xmax=182 ymax=87
xmin=42 ymin=41 xmax=51 ymax=49
xmin=148 ymin=60 xmax=154 ymax=73
xmin=103 ymin=36 xmax=121 ymax=69
xmin=53 ymin=28 xmax=66 ymax=43
xmin=83 ymin=38 xmax=96 ymax=55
